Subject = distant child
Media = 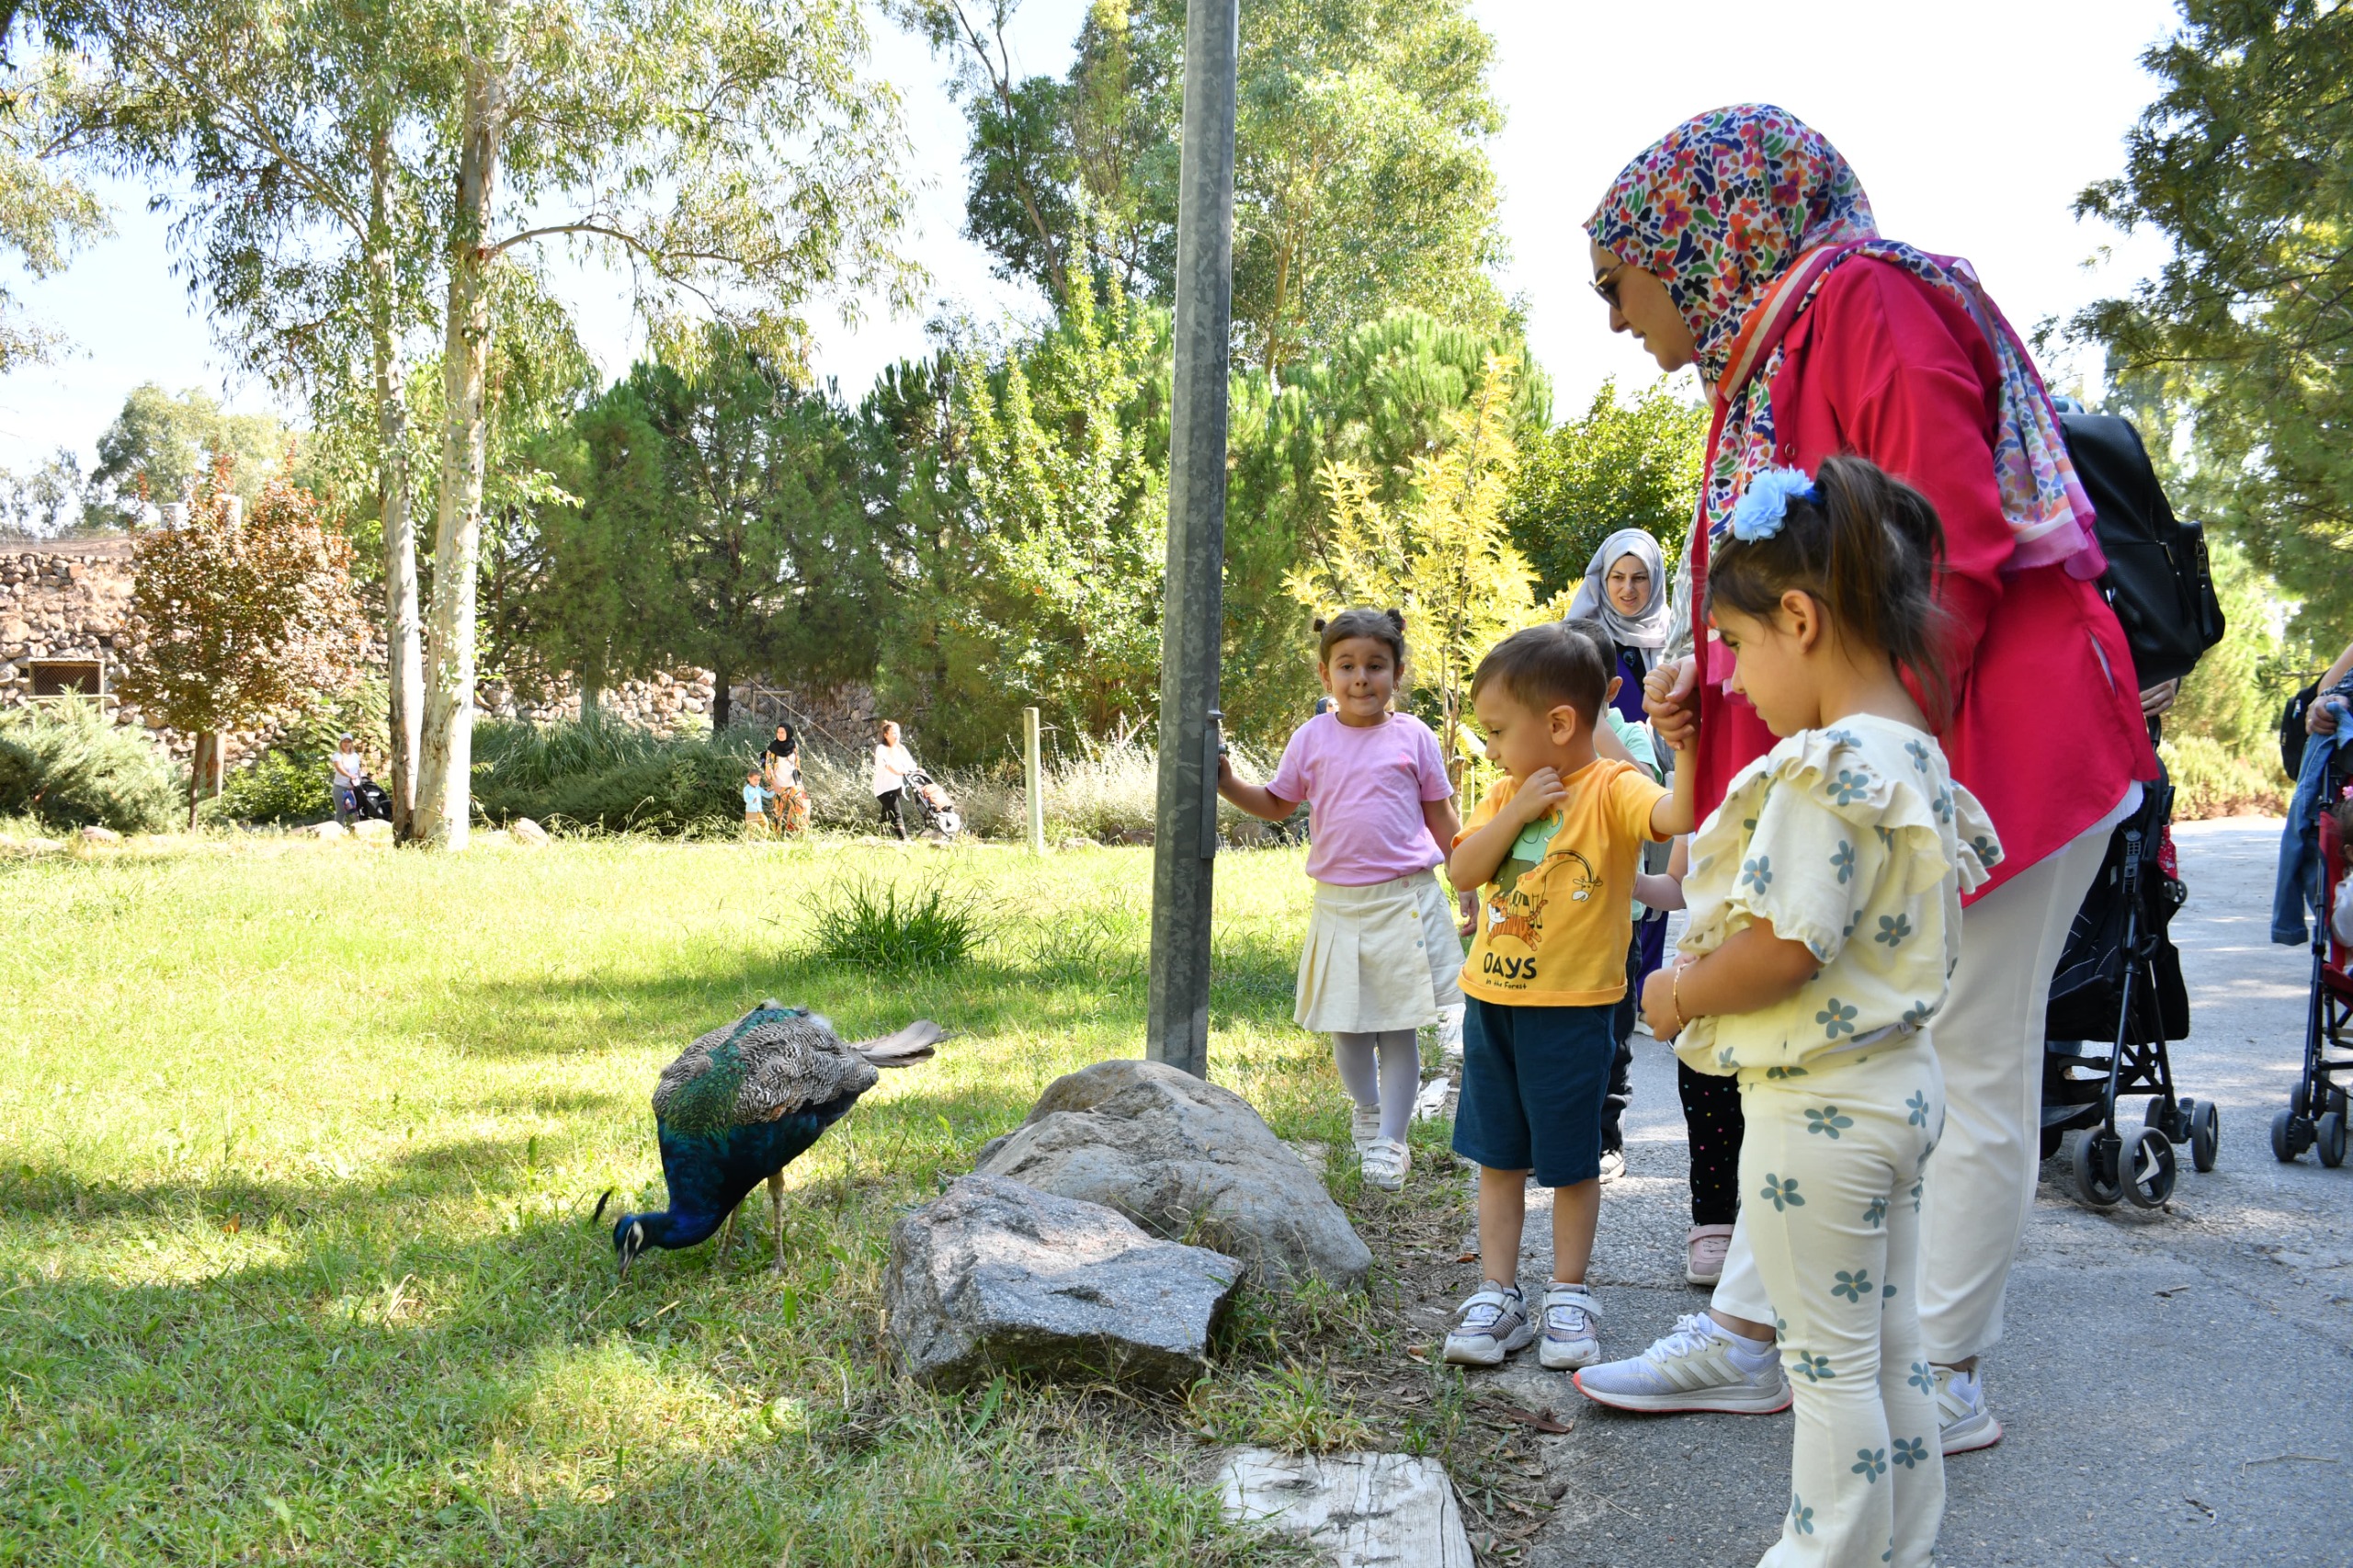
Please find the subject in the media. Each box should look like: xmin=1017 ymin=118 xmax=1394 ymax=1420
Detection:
xmin=1217 ymin=608 xmax=1463 ymax=1192
xmin=1608 ymin=458 xmax=2000 ymax=1568
xmin=1440 ymin=620 xmax=1694 ymax=1371
xmin=742 ymin=770 xmax=773 ymax=835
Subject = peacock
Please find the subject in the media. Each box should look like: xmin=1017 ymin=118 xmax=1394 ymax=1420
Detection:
xmin=599 ymin=1001 xmax=941 ymax=1277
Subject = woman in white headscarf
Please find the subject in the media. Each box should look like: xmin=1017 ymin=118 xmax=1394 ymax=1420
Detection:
xmin=1564 ymin=528 xmax=1670 ymax=728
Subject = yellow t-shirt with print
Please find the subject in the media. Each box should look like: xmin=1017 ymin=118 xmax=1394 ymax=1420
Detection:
xmin=1456 ymin=758 xmax=1670 ymax=1006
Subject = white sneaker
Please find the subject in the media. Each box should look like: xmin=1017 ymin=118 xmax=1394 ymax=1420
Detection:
xmin=1539 ymin=1283 xmax=1601 ymax=1369
xmin=1572 ymin=1312 xmax=1791 ymax=1414
xmin=1349 ymin=1106 xmax=1382 ymax=1152
xmin=1597 ymin=1148 xmax=1627 ymax=1186
xmin=1934 ymin=1364 xmax=2003 ymax=1454
xmin=1359 ymin=1136 xmax=1409 ymax=1191
xmin=1442 ymin=1283 xmax=1533 ymax=1366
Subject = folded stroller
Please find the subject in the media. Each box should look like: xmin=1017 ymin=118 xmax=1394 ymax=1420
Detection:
xmin=2273 ymin=743 xmax=2353 ymax=1165
xmin=2040 ymin=756 xmax=2216 ymax=1208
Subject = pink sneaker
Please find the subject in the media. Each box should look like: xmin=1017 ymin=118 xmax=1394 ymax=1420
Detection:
xmin=1687 ymin=1224 xmax=1734 ymax=1287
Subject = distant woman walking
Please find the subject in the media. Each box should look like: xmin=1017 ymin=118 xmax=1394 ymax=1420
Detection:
xmin=871 ymin=721 xmax=916 ymax=842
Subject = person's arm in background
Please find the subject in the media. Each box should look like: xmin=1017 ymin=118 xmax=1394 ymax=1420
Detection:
xmin=1634 ymin=835 xmax=1689 ymax=913
xmin=2311 ymin=640 xmax=2353 ymax=735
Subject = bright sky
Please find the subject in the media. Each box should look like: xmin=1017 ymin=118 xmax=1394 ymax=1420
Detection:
xmin=0 ymin=0 xmax=2184 ymax=478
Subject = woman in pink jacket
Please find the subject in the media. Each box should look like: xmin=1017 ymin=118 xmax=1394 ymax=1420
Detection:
xmin=1570 ymin=106 xmax=2154 ymax=1460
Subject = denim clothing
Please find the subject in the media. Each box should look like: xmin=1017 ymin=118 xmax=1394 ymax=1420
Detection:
xmin=1451 ymin=998 xmax=1617 ymax=1187
xmin=2273 ymin=714 xmax=2353 ymax=946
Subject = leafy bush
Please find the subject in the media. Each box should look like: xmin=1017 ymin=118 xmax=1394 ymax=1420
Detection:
xmin=472 ymin=719 xmax=756 ymax=834
xmin=2162 ymin=733 xmax=2284 ymax=820
xmin=0 ymin=698 xmax=176 ymax=832
xmin=810 ymin=881 xmax=985 ymax=971
xmin=211 ymin=681 xmax=390 ymax=824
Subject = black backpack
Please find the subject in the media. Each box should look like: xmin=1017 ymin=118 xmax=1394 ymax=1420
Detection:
xmin=2058 ymin=413 xmax=2225 ymax=690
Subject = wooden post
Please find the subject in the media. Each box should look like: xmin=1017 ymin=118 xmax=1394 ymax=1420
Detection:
xmin=1145 ymin=0 xmax=1239 ymax=1081
xmin=1024 ymin=706 xmax=1045 ymax=855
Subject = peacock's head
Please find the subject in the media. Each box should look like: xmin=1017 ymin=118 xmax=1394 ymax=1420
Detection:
xmin=594 ymin=1189 xmax=665 ymax=1280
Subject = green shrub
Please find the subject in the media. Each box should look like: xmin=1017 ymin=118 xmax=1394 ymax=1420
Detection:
xmin=210 ymin=681 xmax=390 ymax=824
xmin=472 ymin=720 xmax=753 ymax=833
xmin=2162 ymin=733 xmax=2284 ymax=820
xmin=0 ymin=698 xmax=176 ymax=832
xmin=811 ymin=880 xmax=986 ymax=971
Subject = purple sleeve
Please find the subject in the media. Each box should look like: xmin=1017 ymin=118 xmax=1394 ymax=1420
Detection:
xmin=1266 ymin=722 xmax=1314 ymax=805
xmin=1414 ymin=720 xmax=1453 ymax=801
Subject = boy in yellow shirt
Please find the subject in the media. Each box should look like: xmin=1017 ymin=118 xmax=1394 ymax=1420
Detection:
xmin=1442 ymin=619 xmax=1695 ymax=1371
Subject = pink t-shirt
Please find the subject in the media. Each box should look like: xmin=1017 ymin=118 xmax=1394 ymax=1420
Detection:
xmin=1267 ymin=711 xmax=1452 ymax=886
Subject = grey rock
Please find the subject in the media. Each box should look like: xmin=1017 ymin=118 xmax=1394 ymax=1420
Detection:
xmin=509 ymin=818 xmax=550 ymax=846
xmin=350 ymin=818 xmax=394 ymax=842
xmin=885 ymin=1174 xmax=1239 ymax=1389
xmin=77 ymin=824 xmax=121 ymax=844
xmin=974 ymin=1059 xmax=1371 ymax=1290
xmin=1219 ymin=1449 xmax=1473 ymax=1568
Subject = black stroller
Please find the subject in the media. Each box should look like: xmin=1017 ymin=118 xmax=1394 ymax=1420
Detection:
xmin=2271 ymin=742 xmax=2353 ymax=1165
xmin=2040 ymin=757 xmax=2217 ymax=1208
xmin=902 ymin=769 xmax=962 ymax=837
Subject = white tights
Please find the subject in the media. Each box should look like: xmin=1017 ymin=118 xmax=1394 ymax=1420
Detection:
xmin=1333 ymin=1029 xmax=1421 ymax=1142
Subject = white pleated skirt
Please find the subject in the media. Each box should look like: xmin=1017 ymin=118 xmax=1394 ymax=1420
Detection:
xmin=1294 ymin=869 xmax=1466 ymax=1034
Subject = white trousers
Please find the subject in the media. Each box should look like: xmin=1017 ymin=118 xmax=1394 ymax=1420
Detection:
xmin=1714 ymin=820 xmax=2113 ymax=1363
xmin=1745 ymin=1043 xmax=1947 ymax=1568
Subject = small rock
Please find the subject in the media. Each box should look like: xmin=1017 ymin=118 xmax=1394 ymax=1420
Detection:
xmin=350 ymin=818 xmax=395 ymax=842
xmin=1218 ymin=1449 xmax=1473 ymax=1568
xmin=77 ymin=825 xmax=121 ymax=844
xmin=1057 ymin=836 xmax=1095 ymax=852
xmin=974 ymin=1060 xmax=1371 ymax=1290
xmin=509 ymin=818 xmax=550 ymax=846
xmin=23 ymin=836 xmax=64 ymax=855
xmin=885 ymin=1174 xmax=1240 ymax=1390
xmin=312 ymin=821 xmax=348 ymax=841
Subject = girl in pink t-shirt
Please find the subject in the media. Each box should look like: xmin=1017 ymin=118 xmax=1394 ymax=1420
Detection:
xmin=1219 ymin=608 xmax=1464 ymax=1191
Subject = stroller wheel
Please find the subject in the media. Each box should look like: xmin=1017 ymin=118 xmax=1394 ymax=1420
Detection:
xmin=2319 ymin=1111 xmax=2348 ymax=1170
xmin=2122 ymin=1126 xmax=2177 ymax=1209
xmin=2063 ymin=1128 xmax=2123 ymax=1209
xmin=2273 ymin=1108 xmax=2303 ymax=1164
xmin=2333 ymin=1087 xmax=2350 ymax=1119
xmin=2189 ymin=1101 xmax=2219 ymax=1173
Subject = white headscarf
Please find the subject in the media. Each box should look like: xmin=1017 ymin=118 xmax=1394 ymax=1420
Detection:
xmin=1565 ymin=528 xmax=1670 ymax=661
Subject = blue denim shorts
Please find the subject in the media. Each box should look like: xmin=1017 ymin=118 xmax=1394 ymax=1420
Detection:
xmin=1450 ymin=996 xmax=1616 ymax=1187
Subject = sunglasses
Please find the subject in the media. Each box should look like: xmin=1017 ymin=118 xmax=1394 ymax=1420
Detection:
xmin=1591 ymin=264 xmax=1627 ymax=312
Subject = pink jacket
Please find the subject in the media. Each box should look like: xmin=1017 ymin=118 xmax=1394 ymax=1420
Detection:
xmin=1691 ymin=257 xmax=2156 ymax=899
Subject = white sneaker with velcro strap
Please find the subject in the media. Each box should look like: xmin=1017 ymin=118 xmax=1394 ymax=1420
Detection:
xmin=1572 ymin=1312 xmax=1791 ymax=1414
xmin=1538 ymin=1282 xmax=1601 ymax=1369
xmin=1441 ymin=1283 xmax=1533 ymax=1367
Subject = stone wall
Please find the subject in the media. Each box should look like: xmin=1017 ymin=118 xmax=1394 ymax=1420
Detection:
xmin=1 ymin=534 xmax=881 ymax=764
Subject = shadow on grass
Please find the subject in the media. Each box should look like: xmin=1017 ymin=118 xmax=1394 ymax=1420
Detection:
xmin=424 ymin=926 xmax=1307 ymax=1063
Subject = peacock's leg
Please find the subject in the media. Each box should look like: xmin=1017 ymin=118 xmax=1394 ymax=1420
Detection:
xmin=767 ymin=1172 xmax=787 ymax=1274
xmin=714 ymin=1205 xmax=736 ymax=1267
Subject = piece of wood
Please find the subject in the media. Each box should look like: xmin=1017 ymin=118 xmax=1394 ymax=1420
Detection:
xmin=1219 ymin=1449 xmax=1474 ymax=1567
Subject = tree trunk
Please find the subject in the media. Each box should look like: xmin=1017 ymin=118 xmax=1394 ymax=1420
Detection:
xmin=187 ymin=731 xmax=222 ymax=829
xmin=413 ymin=55 xmax=504 ymax=849
xmin=710 ymin=662 xmax=731 ymax=734
xmin=369 ymin=131 xmax=424 ymax=840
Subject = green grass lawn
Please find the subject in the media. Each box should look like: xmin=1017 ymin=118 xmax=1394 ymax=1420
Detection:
xmin=0 ymin=835 xmax=1474 ymax=1565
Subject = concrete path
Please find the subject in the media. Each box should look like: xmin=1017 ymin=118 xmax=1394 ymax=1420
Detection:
xmin=1461 ymin=817 xmax=2353 ymax=1566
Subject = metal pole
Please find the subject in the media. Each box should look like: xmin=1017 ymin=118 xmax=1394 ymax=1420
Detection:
xmin=1146 ymin=0 xmax=1238 ymax=1080
xmin=1024 ymin=706 xmax=1045 ymax=855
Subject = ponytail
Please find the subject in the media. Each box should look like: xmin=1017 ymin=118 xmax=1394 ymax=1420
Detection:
xmin=1706 ymin=455 xmax=1951 ymax=724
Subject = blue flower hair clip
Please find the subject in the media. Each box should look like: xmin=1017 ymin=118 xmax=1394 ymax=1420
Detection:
xmin=1726 ymin=466 xmax=1818 ymax=542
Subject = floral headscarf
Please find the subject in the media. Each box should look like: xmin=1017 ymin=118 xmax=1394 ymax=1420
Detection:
xmin=1586 ymin=104 xmax=2100 ymax=577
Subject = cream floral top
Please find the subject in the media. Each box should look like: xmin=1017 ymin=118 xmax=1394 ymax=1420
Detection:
xmin=1674 ymin=715 xmax=2000 ymax=1079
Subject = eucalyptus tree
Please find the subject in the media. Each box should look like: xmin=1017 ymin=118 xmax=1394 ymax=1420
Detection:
xmin=0 ymin=44 xmax=108 ymax=371
xmin=38 ymin=0 xmax=452 ymax=835
xmin=399 ymin=0 xmax=917 ymax=846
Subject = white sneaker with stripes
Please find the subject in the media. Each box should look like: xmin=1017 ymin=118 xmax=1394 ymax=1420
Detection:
xmin=1934 ymin=1363 xmax=2003 ymax=1454
xmin=1572 ymin=1312 xmax=1791 ymax=1414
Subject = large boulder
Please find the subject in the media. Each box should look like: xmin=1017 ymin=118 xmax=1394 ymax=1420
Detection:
xmin=885 ymin=1174 xmax=1240 ymax=1390
xmin=973 ymin=1059 xmax=1370 ymax=1290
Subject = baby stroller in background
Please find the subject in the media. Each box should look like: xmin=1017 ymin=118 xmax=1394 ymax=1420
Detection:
xmin=334 ymin=775 xmax=392 ymax=824
xmin=903 ymin=769 xmax=962 ymax=838
xmin=2040 ymin=756 xmax=2216 ymax=1209
xmin=2273 ymin=744 xmax=2353 ymax=1166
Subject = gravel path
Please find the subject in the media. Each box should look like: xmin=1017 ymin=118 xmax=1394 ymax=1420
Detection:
xmin=1455 ymin=816 xmax=2353 ymax=1566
